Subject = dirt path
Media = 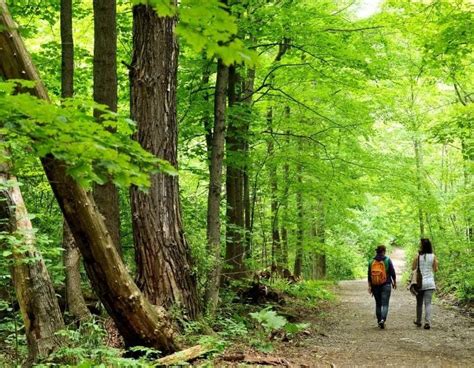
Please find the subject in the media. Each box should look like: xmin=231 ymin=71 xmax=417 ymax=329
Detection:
xmin=282 ymin=248 xmax=473 ymax=367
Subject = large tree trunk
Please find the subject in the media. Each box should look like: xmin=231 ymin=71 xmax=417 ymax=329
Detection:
xmin=225 ymin=65 xmax=246 ymax=278
xmin=293 ymin=163 xmax=304 ymax=278
xmin=92 ymin=0 xmax=121 ymax=253
xmin=42 ymin=158 xmax=177 ymax=352
xmin=0 ymin=1 xmax=177 ymax=353
xmin=130 ymin=4 xmax=200 ymax=319
xmin=204 ymin=59 xmax=228 ymax=314
xmin=60 ymin=0 xmax=91 ymax=322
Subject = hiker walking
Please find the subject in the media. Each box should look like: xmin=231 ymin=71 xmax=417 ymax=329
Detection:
xmin=368 ymin=245 xmax=397 ymax=329
xmin=412 ymin=238 xmax=438 ymax=329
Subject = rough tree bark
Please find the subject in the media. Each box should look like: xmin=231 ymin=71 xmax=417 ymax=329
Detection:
xmin=60 ymin=0 xmax=91 ymax=322
xmin=0 ymin=1 xmax=177 ymax=353
xmin=92 ymin=0 xmax=121 ymax=253
xmin=225 ymin=65 xmax=246 ymax=278
xmin=130 ymin=4 xmax=200 ymax=319
xmin=204 ymin=59 xmax=228 ymax=314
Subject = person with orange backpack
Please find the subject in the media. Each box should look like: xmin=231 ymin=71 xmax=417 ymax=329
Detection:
xmin=368 ymin=245 xmax=397 ymax=329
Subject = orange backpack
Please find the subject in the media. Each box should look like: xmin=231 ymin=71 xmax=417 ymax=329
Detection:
xmin=370 ymin=258 xmax=389 ymax=286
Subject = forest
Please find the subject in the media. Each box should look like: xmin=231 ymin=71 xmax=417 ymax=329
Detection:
xmin=0 ymin=0 xmax=472 ymax=367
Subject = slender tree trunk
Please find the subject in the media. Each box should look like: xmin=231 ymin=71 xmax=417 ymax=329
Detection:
xmin=60 ymin=0 xmax=73 ymax=99
xmin=242 ymin=68 xmax=255 ymax=259
xmin=62 ymin=222 xmax=91 ymax=321
xmin=413 ymin=138 xmax=425 ymax=238
xmin=204 ymin=59 xmax=228 ymax=314
xmin=453 ymin=84 xmax=472 ymax=242
xmin=130 ymin=4 xmax=200 ymax=318
xmin=60 ymin=0 xmax=91 ymax=322
xmin=461 ymin=139 xmax=472 ymax=242
xmin=281 ymin=110 xmax=291 ymax=267
xmin=266 ymin=106 xmax=282 ymax=266
xmin=92 ymin=0 xmax=121 ymax=253
xmin=265 ymin=40 xmax=290 ymax=268
xmin=201 ymin=61 xmax=212 ymax=167
xmin=0 ymin=1 xmax=177 ymax=352
xmin=225 ymin=65 xmax=246 ymax=278
xmin=312 ymin=199 xmax=326 ymax=279
xmin=294 ymin=163 xmax=304 ymax=278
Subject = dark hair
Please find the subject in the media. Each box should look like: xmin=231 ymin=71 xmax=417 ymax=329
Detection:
xmin=420 ymin=238 xmax=433 ymax=254
xmin=376 ymin=245 xmax=386 ymax=254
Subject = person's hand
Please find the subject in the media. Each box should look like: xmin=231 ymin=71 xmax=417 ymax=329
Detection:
xmin=368 ymin=286 xmax=372 ymax=295
xmin=392 ymin=282 xmax=397 ymax=290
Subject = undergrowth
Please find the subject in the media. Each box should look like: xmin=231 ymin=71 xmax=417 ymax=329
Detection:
xmin=0 ymin=280 xmax=334 ymax=367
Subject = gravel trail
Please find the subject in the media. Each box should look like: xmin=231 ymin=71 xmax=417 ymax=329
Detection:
xmin=283 ymin=248 xmax=473 ymax=367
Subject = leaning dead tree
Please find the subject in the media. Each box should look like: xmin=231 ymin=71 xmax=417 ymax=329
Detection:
xmin=0 ymin=167 xmax=65 ymax=365
xmin=0 ymin=0 xmax=177 ymax=353
xmin=0 ymin=3 xmax=65 ymax=365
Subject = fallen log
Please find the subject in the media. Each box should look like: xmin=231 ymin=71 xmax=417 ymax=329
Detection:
xmin=153 ymin=344 xmax=212 ymax=366
xmin=239 ymin=282 xmax=285 ymax=305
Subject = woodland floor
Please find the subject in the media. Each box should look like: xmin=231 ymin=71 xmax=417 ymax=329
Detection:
xmin=216 ymin=248 xmax=474 ymax=368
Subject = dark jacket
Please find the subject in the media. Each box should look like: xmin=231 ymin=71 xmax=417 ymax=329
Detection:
xmin=368 ymin=255 xmax=396 ymax=287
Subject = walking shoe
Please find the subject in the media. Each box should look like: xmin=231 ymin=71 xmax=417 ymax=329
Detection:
xmin=424 ymin=323 xmax=430 ymax=330
xmin=378 ymin=320 xmax=385 ymax=329
xmin=414 ymin=321 xmax=422 ymax=327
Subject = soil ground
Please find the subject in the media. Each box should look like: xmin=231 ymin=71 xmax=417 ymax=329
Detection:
xmin=220 ymin=248 xmax=474 ymax=367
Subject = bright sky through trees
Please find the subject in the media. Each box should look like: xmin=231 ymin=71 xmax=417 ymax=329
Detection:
xmin=354 ymin=0 xmax=384 ymax=18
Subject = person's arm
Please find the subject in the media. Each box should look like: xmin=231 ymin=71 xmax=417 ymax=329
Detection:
xmin=389 ymin=258 xmax=397 ymax=289
xmin=368 ymin=261 xmax=372 ymax=294
xmin=412 ymin=256 xmax=418 ymax=271
xmin=433 ymin=255 xmax=439 ymax=272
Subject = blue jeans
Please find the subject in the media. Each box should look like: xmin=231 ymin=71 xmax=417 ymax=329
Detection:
xmin=372 ymin=284 xmax=391 ymax=322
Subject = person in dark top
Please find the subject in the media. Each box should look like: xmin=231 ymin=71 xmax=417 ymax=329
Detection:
xmin=368 ymin=245 xmax=397 ymax=329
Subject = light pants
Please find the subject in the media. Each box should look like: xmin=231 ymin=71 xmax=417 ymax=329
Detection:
xmin=416 ymin=289 xmax=434 ymax=325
